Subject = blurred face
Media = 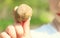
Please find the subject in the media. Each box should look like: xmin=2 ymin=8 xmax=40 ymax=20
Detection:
xmin=49 ymin=0 xmax=60 ymax=22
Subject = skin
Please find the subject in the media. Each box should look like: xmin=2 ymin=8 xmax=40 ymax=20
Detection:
xmin=0 ymin=4 xmax=32 ymax=38
xmin=1 ymin=0 xmax=60 ymax=38
xmin=49 ymin=0 xmax=60 ymax=32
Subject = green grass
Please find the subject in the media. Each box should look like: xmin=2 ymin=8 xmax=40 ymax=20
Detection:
xmin=0 ymin=18 xmax=14 ymax=32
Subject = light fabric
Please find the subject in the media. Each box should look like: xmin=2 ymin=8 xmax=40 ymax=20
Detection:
xmin=31 ymin=23 xmax=60 ymax=38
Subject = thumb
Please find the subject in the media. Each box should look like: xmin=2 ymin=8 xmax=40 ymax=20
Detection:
xmin=23 ymin=17 xmax=31 ymax=34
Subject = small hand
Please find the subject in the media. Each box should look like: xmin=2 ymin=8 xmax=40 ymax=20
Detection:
xmin=0 ymin=4 xmax=32 ymax=38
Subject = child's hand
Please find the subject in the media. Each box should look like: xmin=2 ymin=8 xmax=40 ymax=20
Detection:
xmin=0 ymin=4 xmax=32 ymax=38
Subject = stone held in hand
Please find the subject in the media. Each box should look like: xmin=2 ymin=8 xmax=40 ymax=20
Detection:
xmin=15 ymin=4 xmax=32 ymax=23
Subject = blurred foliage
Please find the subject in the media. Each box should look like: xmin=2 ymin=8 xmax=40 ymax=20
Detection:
xmin=0 ymin=0 xmax=53 ymax=32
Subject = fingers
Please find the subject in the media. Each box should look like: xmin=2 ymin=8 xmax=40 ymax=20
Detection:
xmin=14 ymin=24 xmax=24 ymax=36
xmin=14 ymin=24 xmax=24 ymax=38
xmin=5 ymin=24 xmax=24 ymax=38
xmin=5 ymin=25 xmax=17 ymax=38
xmin=0 ymin=20 xmax=30 ymax=38
xmin=0 ymin=32 xmax=11 ymax=38
xmin=23 ymin=17 xmax=31 ymax=34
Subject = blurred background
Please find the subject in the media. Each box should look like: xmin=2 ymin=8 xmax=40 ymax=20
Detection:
xmin=0 ymin=0 xmax=54 ymax=32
